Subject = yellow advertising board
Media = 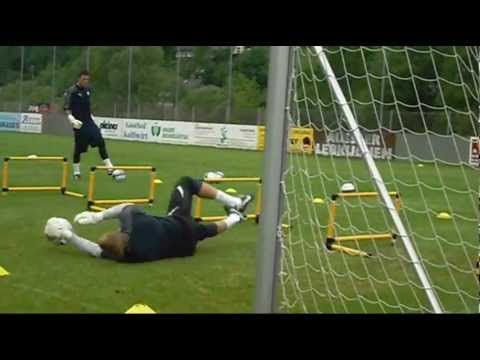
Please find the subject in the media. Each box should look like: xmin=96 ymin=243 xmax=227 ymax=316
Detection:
xmin=257 ymin=126 xmax=314 ymax=154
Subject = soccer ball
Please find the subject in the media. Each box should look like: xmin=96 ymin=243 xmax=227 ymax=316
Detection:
xmin=340 ymin=182 xmax=356 ymax=193
xmin=112 ymin=169 xmax=127 ymax=182
xmin=44 ymin=217 xmax=72 ymax=245
xmin=204 ymin=171 xmax=224 ymax=180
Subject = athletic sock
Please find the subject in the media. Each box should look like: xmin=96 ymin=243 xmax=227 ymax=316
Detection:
xmin=215 ymin=191 xmax=242 ymax=208
xmin=224 ymin=212 xmax=242 ymax=229
xmin=103 ymin=158 xmax=113 ymax=168
xmin=73 ymin=163 xmax=80 ymax=175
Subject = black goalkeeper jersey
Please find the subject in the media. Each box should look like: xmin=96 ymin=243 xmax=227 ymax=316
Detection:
xmin=63 ymin=83 xmax=94 ymax=124
xmin=117 ymin=208 xmax=197 ymax=263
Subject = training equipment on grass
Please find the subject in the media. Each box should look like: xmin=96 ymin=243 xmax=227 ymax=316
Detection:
xmin=2 ymin=156 xmax=85 ymax=198
xmin=340 ymin=182 xmax=356 ymax=193
xmin=125 ymin=304 xmax=156 ymax=314
xmin=259 ymin=46 xmax=478 ymax=314
xmin=436 ymin=212 xmax=452 ymax=220
xmin=194 ymin=177 xmax=262 ymax=223
xmin=325 ymin=191 xmax=402 ymax=257
xmin=204 ymin=171 xmax=224 ymax=180
xmin=0 ymin=266 xmax=10 ymax=277
xmin=44 ymin=217 xmax=72 ymax=245
xmin=87 ymin=165 xmax=160 ymax=211
xmin=112 ymin=169 xmax=127 ymax=182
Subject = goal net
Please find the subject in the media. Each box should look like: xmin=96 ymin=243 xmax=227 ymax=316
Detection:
xmin=279 ymin=46 xmax=479 ymax=313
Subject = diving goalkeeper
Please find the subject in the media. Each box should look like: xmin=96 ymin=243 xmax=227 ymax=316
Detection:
xmin=45 ymin=176 xmax=253 ymax=263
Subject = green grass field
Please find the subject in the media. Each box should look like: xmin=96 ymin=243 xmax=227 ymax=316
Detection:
xmin=0 ymin=132 xmax=477 ymax=313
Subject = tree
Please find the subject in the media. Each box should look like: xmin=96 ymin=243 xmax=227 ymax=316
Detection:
xmin=181 ymin=85 xmax=227 ymax=109
xmin=233 ymin=73 xmax=263 ymax=109
xmin=236 ymin=47 xmax=269 ymax=88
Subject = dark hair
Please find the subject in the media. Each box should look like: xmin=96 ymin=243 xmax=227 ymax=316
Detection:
xmin=79 ymin=70 xmax=90 ymax=77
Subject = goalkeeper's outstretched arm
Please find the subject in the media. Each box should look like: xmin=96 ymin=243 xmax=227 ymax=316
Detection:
xmin=74 ymin=203 xmax=135 ymax=224
xmin=64 ymin=232 xmax=102 ymax=258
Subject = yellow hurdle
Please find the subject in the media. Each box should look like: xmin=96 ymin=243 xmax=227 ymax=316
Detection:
xmin=89 ymin=205 xmax=108 ymax=212
xmin=64 ymin=190 xmax=85 ymax=198
xmin=325 ymin=191 xmax=401 ymax=257
xmin=335 ymin=233 xmax=394 ymax=242
xmin=195 ymin=214 xmax=258 ymax=222
xmin=8 ymin=186 xmax=62 ymax=191
xmin=202 ymin=177 xmax=261 ymax=183
xmin=2 ymin=156 xmax=85 ymax=198
xmin=93 ymin=165 xmax=154 ymax=171
xmin=194 ymin=177 xmax=262 ymax=223
xmin=92 ymin=198 xmax=151 ymax=205
xmin=8 ymin=156 xmax=65 ymax=161
xmin=87 ymin=165 xmax=159 ymax=211
xmin=329 ymin=244 xmax=371 ymax=257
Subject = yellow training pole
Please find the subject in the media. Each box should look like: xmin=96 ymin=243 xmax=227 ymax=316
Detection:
xmin=197 ymin=214 xmax=258 ymax=222
xmin=89 ymin=205 xmax=108 ymax=212
xmin=61 ymin=159 xmax=68 ymax=189
xmin=8 ymin=186 xmax=62 ymax=191
xmin=255 ymin=182 xmax=262 ymax=216
xmin=8 ymin=156 xmax=65 ymax=161
xmin=87 ymin=170 xmax=96 ymax=202
xmin=330 ymin=244 xmax=371 ymax=257
xmin=2 ymin=159 xmax=8 ymax=194
xmin=64 ymin=191 xmax=85 ymax=198
xmin=202 ymin=177 xmax=261 ymax=183
xmin=194 ymin=196 xmax=203 ymax=219
xmin=395 ymin=195 xmax=401 ymax=211
xmin=95 ymin=165 xmax=153 ymax=171
xmin=337 ymin=191 xmax=399 ymax=198
xmin=335 ymin=233 xmax=393 ymax=242
xmin=326 ymin=200 xmax=337 ymax=239
xmin=93 ymin=198 xmax=150 ymax=205
xmin=148 ymin=170 xmax=156 ymax=202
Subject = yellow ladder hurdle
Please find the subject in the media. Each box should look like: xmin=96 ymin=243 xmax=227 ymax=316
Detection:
xmin=2 ymin=156 xmax=84 ymax=198
xmin=194 ymin=177 xmax=262 ymax=223
xmin=87 ymin=165 xmax=160 ymax=211
xmin=326 ymin=191 xmax=402 ymax=257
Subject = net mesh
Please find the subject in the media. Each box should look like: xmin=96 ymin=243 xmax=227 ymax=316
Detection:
xmin=279 ymin=46 xmax=479 ymax=313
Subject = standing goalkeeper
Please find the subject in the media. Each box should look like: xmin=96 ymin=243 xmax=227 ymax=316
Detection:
xmin=64 ymin=70 xmax=115 ymax=180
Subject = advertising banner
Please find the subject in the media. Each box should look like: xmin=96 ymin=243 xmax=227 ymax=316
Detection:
xmin=192 ymin=122 xmax=258 ymax=150
xmin=19 ymin=113 xmax=42 ymax=133
xmin=0 ymin=112 xmax=20 ymax=132
xmin=315 ymin=129 xmax=396 ymax=160
xmin=148 ymin=120 xmax=193 ymax=145
xmin=94 ymin=116 xmax=125 ymax=139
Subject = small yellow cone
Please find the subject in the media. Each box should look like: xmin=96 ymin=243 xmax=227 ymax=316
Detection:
xmin=125 ymin=304 xmax=156 ymax=314
xmin=225 ymin=188 xmax=237 ymax=194
xmin=153 ymin=179 xmax=163 ymax=185
xmin=0 ymin=266 xmax=10 ymax=277
xmin=313 ymin=198 xmax=324 ymax=204
xmin=417 ymin=164 xmax=425 ymax=167
xmin=437 ymin=212 xmax=452 ymax=220
xmin=281 ymin=224 xmax=290 ymax=229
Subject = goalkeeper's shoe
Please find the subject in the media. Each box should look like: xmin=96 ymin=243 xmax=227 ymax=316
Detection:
xmin=224 ymin=194 xmax=254 ymax=216
xmin=107 ymin=168 xmax=114 ymax=176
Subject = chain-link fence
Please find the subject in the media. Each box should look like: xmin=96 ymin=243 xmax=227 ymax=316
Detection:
xmin=0 ymin=46 xmax=265 ymax=125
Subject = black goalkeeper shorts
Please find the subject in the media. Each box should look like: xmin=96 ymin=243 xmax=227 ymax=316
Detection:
xmin=74 ymin=123 xmax=104 ymax=154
